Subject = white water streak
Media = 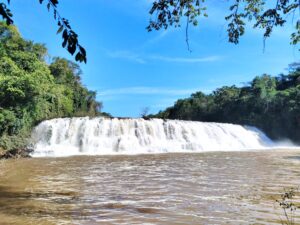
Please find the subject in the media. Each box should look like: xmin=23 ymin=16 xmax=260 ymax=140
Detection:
xmin=30 ymin=117 xmax=281 ymax=157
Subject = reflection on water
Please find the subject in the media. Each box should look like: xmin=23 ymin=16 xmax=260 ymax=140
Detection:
xmin=0 ymin=150 xmax=300 ymax=224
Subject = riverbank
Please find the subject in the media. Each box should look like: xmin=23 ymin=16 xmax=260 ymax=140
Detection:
xmin=0 ymin=147 xmax=33 ymax=159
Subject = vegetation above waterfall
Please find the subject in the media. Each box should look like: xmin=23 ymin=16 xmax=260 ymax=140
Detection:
xmin=0 ymin=22 xmax=102 ymax=153
xmin=153 ymin=64 xmax=300 ymax=143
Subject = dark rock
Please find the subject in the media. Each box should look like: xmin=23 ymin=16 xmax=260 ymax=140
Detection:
xmin=0 ymin=147 xmax=33 ymax=159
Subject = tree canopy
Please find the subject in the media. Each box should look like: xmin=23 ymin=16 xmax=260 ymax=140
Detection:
xmin=153 ymin=65 xmax=300 ymax=143
xmin=0 ymin=22 xmax=101 ymax=152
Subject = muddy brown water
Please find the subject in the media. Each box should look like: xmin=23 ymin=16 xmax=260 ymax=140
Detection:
xmin=0 ymin=150 xmax=300 ymax=224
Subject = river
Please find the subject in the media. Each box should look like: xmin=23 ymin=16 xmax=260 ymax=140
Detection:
xmin=0 ymin=150 xmax=299 ymax=224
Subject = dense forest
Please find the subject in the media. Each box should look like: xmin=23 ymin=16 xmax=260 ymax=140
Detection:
xmin=153 ymin=64 xmax=300 ymax=143
xmin=0 ymin=23 xmax=102 ymax=154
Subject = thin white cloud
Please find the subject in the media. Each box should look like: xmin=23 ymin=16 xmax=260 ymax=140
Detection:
xmin=151 ymin=98 xmax=179 ymax=109
xmin=107 ymin=50 xmax=146 ymax=64
xmin=107 ymin=50 xmax=221 ymax=64
xmin=149 ymin=55 xmax=221 ymax=63
xmin=143 ymin=29 xmax=173 ymax=47
xmin=98 ymin=86 xmax=212 ymax=96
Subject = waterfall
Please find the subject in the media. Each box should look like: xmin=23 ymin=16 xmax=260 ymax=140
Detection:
xmin=30 ymin=117 xmax=276 ymax=157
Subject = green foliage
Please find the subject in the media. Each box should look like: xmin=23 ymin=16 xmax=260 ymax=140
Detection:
xmin=0 ymin=133 xmax=28 ymax=152
xmin=147 ymin=0 xmax=207 ymax=31
xmin=0 ymin=0 xmax=86 ymax=63
xmin=148 ymin=0 xmax=300 ymax=49
xmin=0 ymin=23 xmax=101 ymax=151
xmin=155 ymin=66 xmax=300 ymax=143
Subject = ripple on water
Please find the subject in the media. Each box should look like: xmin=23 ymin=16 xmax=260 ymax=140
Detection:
xmin=0 ymin=150 xmax=299 ymax=224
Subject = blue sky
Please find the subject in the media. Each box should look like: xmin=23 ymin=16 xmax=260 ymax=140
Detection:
xmin=10 ymin=0 xmax=300 ymax=117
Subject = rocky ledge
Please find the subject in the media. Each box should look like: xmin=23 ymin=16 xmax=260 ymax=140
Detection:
xmin=0 ymin=148 xmax=33 ymax=159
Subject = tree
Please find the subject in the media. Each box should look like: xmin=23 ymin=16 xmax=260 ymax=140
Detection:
xmin=49 ymin=57 xmax=102 ymax=116
xmin=0 ymin=0 xmax=86 ymax=63
xmin=0 ymin=23 xmax=101 ymax=152
xmin=153 ymin=63 xmax=300 ymax=143
xmin=140 ymin=107 xmax=150 ymax=119
xmin=147 ymin=0 xmax=300 ymax=50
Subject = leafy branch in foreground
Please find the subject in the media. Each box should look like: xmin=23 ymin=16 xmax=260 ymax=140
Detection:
xmin=276 ymin=188 xmax=300 ymax=225
xmin=0 ymin=0 xmax=86 ymax=63
xmin=147 ymin=0 xmax=300 ymax=50
xmin=147 ymin=0 xmax=207 ymax=51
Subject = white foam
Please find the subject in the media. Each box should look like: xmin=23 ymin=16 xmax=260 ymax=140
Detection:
xmin=30 ymin=117 xmax=289 ymax=157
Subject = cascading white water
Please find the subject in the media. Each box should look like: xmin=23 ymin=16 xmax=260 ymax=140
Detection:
xmin=30 ymin=117 xmax=277 ymax=157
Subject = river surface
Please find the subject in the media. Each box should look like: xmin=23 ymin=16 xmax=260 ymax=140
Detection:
xmin=0 ymin=150 xmax=300 ymax=224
